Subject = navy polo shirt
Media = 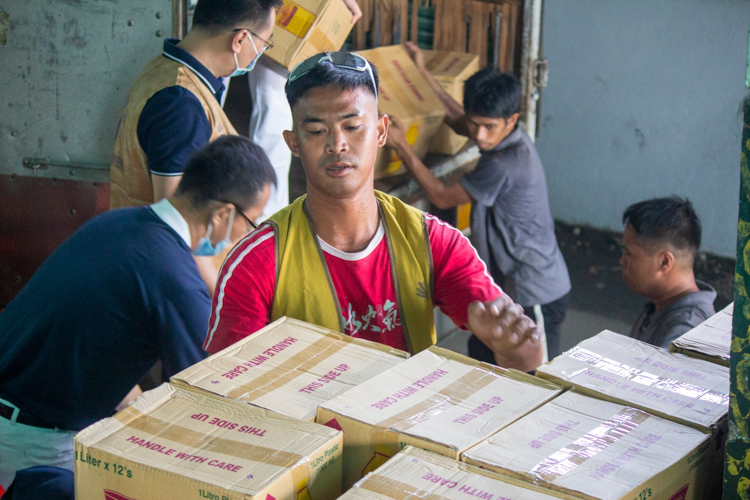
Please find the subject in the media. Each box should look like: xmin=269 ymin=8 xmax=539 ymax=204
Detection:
xmin=137 ymin=39 xmax=226 ymax=176
xmin=0 ymin=207 xmax=210 ymax=431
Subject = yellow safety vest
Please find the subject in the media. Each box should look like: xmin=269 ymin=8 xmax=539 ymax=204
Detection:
xmin=109 ymin=55 xmax=237 ymax=208
xmin=267 ymin=191 xmax=436 ymax=354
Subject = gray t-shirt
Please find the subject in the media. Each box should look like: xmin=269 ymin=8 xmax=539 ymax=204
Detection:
xmin=459 ymin=127 xmax=571 ymax=306
xmin=629 ymin=280 xmax=717 ymax=349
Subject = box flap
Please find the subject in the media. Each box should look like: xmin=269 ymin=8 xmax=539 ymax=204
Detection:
xmin=172 ymin=317 xmax=407 ymax=420
xmin=671 ymin=305 xmax=733 ymax=363
xmin=341 ymin=446 xmax=571 ymax=499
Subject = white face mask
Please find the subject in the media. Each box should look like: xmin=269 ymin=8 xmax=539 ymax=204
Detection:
xmin=229 ymin=34 xmax=262 ymax=77
xmin=193 ymin=208 xmax=235 ymax=257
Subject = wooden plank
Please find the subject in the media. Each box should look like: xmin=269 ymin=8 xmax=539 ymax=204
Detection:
xmin=434 ymin=0 xmax=465 ymax=52
xmin=498 ymin=3 xmax=510 ymax=70
xmin=410 ymin=0 xmax=419 ymax=43
xmin=401 ymin=0 xmax=409 ymax=44
xmin=505 ymin=3 xmax=519 ymax=72
xmin=466 ymin=1 xmax=489 ymax=67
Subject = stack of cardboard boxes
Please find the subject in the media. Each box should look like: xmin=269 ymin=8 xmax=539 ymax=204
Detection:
xmin=535 ymin=330 xmax=729 ymax=499
xmin=318 ymin=346 xmax=562 ymax=489
xmin=671 ymin=303 xmax=733 ymax=366
xmin=75 ymin=321 xmax=729 ymax=500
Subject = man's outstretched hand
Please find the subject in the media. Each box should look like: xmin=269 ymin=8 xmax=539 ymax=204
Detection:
xmin=467 ymin=295 xmax=544 ymax=372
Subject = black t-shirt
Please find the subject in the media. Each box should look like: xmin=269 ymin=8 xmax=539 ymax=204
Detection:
xmin=0 ymin=207 xmax=209 ymax=430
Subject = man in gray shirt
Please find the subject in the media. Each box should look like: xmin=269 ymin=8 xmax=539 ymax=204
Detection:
xmin=621 ymin=197 xmax=716 ymax=349
xmin=386 ymin=46 xmax=571 ymax=362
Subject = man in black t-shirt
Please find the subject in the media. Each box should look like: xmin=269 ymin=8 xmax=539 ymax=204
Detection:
xmin=0 ymin=136 xmax=275 ymax=489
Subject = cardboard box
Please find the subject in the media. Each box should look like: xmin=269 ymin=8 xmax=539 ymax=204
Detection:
xmin=535 ymin=330 xmax=729 ymax=432
xmin=536 ymin=330 xmax=729 ymax=500
xmin=422 ymin=50 xmax=479 ymax=155
xmin=670 ymin=303 xmax=733 ymax=367
xmin=266 ymin=0 xmax=356 ymax=72
xmin=357 ymin=45 xmax=446 ymax=177
xmin=463 ymin=391 xmax=711 ymax=500
xmin=339 ymin=446 xmax=571 ymax=500
xmin=317 ymin=346 xmax=562 ymax=490
xmin=172 ymin=317 xmax=408 ymax=421
xmin=75 ymin=384 xmax=342 ymax=500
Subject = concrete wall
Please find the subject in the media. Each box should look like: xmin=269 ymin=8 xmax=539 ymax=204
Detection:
xmin=536 ymin=0 xmax=749 ymax=257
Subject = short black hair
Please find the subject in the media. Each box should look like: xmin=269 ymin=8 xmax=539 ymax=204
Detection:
xmin=192 ymin=0 xmax=282 ymax=33
xmin=177 ymin=135 xmax=277 ymax=211
xmin=463 ymin=68 xmax=521 ymax=119
xmin=285 ymin=55 xmax=379 ymax=110
xmin=623 ymin=196 xmax=702 ymax=262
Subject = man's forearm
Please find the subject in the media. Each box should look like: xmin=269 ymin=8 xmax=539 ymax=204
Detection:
xmin=392 ymin=142 xmax=456 ymax=210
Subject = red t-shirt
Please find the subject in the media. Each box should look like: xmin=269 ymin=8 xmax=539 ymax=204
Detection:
xmin=203 ymin=214 xmax=502 ymax=353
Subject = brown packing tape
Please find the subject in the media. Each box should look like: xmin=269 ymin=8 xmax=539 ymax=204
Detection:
xmin=424 ymin=51 xmax=455 ymax=73
xmin=529 ymin=407 xmax=650 ymax=483
xmin=226 ymin=334 xmax=348 ymax=401
xmin=126 ymin=415 xmax=305 ymax=468
xmin=360 ymin=474 xmax=453 ymax=500
xmin=307 ymin=26 xmax=336 ymax=53
xmin=375 ymin=366 xmax=500 ymax=433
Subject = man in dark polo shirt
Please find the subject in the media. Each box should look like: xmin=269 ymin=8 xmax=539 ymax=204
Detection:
xmin=0 ymin=137 xmax=275 ymax=489
xmin=621 ymin=197 xmax=716 ymax=349
xmin=110 ymin=0 xmax=281 ymax=295
xmin=386 ymin=44 xmax=570 ymax=362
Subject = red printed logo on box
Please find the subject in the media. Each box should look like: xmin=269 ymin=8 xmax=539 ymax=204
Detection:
xmin=669 ymin=484 xmax=689 ymax=500
xmin=104 ymin=490 xmax=137 ymax=500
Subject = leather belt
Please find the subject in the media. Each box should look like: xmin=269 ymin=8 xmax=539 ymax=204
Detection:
xmin=0 ymin=401 xmax=56 ymax=429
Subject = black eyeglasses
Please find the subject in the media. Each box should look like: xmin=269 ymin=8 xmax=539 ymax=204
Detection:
xmin=220 ymin=200 xmax=258 ymax=232
xmin=235 ymin=207 xmax=258 ymax=232
xmin=288 ymin=51 xmax=377 ymax=99
xmin=232 ymin=28 xmax=274 ymax=52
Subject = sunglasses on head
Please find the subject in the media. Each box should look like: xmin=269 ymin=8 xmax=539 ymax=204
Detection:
xmin=288 ymin=51 xmax=378 ymax=100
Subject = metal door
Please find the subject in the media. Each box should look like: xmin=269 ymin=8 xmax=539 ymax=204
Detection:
xmin=0 ymin=0 xmax=185 ymax=305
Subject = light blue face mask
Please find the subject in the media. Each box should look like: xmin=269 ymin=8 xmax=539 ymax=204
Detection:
xmin=229 ymin=34 xmax=262 ymax=77
xmin=193 ymin=208 xmax=236 ymax=256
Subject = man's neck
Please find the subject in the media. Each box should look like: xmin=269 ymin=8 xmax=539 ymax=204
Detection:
xmin=169 ymin=196 xmax=209 ymax=249
xmin=305 ymin=186 xmax=380 ymax=253
xmin=176 ymin=30 xmax=228 ymax=79
xmin=650 ymin=273 xmax=701 ymax=313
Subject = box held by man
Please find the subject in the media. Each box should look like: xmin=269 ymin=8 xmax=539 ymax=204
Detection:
xmin=356 ymin=45 xmax=446 ymax=178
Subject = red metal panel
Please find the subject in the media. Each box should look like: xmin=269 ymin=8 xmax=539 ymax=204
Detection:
xmin=0 ymin=174 xmax=110 ymax=307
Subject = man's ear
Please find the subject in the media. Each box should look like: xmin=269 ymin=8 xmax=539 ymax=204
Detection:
xmin=506 ymin=113 xmax=520 ymax=130
xmin=658 ymin=250 xmax=675 ymax=274
xmin=283 ymin=130 xmax=301 ymax=158
xmin=230 ymin=29 xmax=247 ymax=54
xmin=212 ymin=203 xmax=234 ymax=227
xmin=378 ymin=114 xmax=389 ymax=148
